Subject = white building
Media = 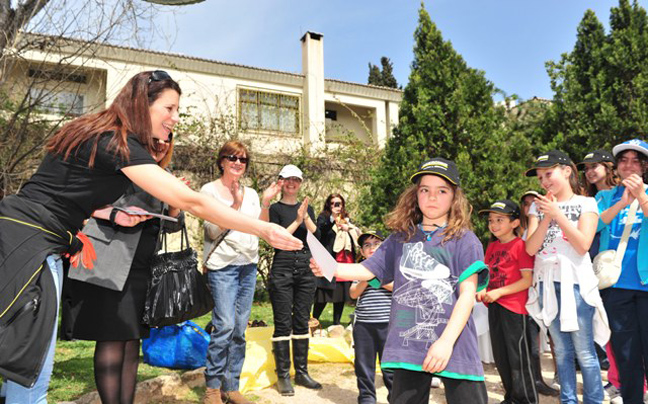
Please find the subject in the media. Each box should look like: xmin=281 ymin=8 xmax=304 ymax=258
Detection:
xmin=6 ymin=32 xmax=402 ymax=153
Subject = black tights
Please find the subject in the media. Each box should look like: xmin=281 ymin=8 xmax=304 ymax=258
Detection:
xmin=94 ymin=340 xmax=140 ymax=404
xmin=312 ymin=302 xmax=345 ymax=325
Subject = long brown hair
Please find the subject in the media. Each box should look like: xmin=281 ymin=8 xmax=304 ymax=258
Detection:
xmin=582 ymin=162 xmax=618 ymax=196
xmin=561 ymin=162 xmax=585 ymax=196
xmin=46 ymin=71 xmax=182 ymax=167
xmin=321 ymin=193 xmax=349 ymax=220
xmin=385 ymin=176 xmax=473 ymax=243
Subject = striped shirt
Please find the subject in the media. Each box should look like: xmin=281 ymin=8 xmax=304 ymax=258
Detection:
xmin=354 ymin=281 xmax=392 ymax=323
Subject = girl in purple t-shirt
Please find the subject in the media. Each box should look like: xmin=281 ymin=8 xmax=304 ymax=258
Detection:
xmin=311 ymin=158 xmax=489 ymax=404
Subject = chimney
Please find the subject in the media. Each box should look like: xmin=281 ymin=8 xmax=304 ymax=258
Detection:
xmin=301 ymin=31 xmax=325 ymax=152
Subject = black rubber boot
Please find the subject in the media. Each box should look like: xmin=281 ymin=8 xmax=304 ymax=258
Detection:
xmin=272 ymin=340 xmax=294 ymax=396
xmin=292 ymin=337 xmax=322 ymax=389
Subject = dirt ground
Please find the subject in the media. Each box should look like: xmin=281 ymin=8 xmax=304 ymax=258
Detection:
xmin=250 ymin=353 xmax=595 ymax=404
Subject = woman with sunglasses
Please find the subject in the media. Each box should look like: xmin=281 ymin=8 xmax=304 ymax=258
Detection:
xmin=200 ymin=141 xmax=281 ymax=404
xmin=313 ymin=194 xmax=361 ymax=325
xmin=0 ymin=71 xmax=301 ymax=404
xmin=66 ymin=133 xmax=185 ymax=404
xmin=267 ymin=165 xmax=322 ymax=396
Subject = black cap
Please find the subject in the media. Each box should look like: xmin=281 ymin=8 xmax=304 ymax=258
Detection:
xmin=410 ymin=157 xmax=460 ymax=186
xmin=520 ymin=190 xmax=540 ymax=201
xmin=478 ymin=199 xmax=521 ymax=219
xmin=525 ymin=150 xmax=573 ymax=177
xmin=576 ymin=150 xmax=615 ymax=170
xmin=358 ymin=230 xmax=385 ymax=247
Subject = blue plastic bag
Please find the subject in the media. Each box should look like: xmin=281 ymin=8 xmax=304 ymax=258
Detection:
xmin=142 ymin=321 xmax=210 ymax=369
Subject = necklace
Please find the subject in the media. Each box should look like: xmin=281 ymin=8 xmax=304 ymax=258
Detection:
xmin=418 ymin=223 xmax=445 ymax=241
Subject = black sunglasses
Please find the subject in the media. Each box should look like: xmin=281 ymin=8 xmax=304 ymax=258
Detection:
xmin=149 ymin=70 xmax=172 ymax=84
xmin=224 ymin=155 xmax=249 ymax=164
xmin=333 ymin=202 xmax=342 ymax=207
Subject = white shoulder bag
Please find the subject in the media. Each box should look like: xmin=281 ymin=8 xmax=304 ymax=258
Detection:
xmin=593 ymin=199 xmax=639 ymax=289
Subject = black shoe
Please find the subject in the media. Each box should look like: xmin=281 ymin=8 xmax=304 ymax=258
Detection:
xmin=272 ymin=340 xmax=295 ymax=396
xmin=295 ymin=373 xmax=322 ymax=390
xmin=276 ymin=377 xmax=294 ymax=396
xmin=535 ymin=380 xmax=560 ymax=397
xmin=292 ymin=337 xmax=322 ymax=390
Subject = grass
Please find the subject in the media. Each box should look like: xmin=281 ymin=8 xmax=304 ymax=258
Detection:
xmin=45 ymin=301 xmax=355 ymax=402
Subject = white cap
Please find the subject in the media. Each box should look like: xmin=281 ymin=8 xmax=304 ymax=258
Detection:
xmin=278 ymin=164 xmax=303 ymax=180
xmin=612 ymin=138 xmax=648 ymax=158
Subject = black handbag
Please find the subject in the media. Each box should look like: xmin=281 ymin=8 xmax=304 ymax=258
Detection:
xmin=142 ymin=223 xmax=214 ymax=327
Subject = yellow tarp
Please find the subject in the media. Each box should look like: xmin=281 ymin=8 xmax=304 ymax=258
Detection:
xmin=239 ymin=327 xmax=354 ymax=393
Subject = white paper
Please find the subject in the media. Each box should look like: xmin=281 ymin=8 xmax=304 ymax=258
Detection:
xmin=306 ymin=231 xmax=338 ymax=282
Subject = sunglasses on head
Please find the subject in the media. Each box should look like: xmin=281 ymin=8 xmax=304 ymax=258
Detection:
xmin=149 ymin=70 xmax=172 ymax=84
xmin=224 ymin=155 xmax=249 ymax=164
xmin=332 ymin=202 xmax=342 ymax=207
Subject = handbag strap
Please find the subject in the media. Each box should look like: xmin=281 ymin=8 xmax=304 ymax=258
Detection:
xmin=614 ymin=198 xmax=639 ymax=266
xmin=156 ymin=203 xmax=189 ymax=253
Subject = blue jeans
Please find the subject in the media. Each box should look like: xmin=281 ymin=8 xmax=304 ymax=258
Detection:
xmin=540 ymin=282 xmax=603 ymax=404
xmin=6 ymin=255 xmax=63 ymax=404
xmin=204 ymin=263 xmax=257 ymax=391
xmin=601 ymin=288 xmax=648 ymax=404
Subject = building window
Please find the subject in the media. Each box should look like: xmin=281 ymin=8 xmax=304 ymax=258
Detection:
xmin=239 ymin=88 xmax=300 ymax=134
xmin=29 ymin=88 xmax=84 ymax=116
xmin=325 ymin=109 xmax=337 ymax=121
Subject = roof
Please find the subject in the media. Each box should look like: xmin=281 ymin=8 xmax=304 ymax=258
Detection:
xmin=18 ymin=32 xmax=403 ymax=102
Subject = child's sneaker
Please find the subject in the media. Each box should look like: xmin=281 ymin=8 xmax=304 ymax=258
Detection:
xmin=430 ymin=377 xmax=441 ymax=388
xmin=604 ymin=383 xmax=622 ymax=404
xmin=551 ymin=374 xmax=560 ymax=390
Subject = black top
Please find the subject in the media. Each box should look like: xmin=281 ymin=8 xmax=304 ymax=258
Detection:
xmin=269 ymin=200 xmax=319 ymax=252
xmin=18 ymin=132 xmax=156 ymax=232
xmin=316 ymin=213 xmax=336 ymax=257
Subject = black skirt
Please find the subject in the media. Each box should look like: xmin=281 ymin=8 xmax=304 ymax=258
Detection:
xmin=314 ymin=280 xmax=353 ymax=303
xmin=68 ymin=221 xmax=158 ymax=341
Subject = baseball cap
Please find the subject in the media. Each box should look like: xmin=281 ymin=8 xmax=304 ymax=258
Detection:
xmin=612 ymin=139 xmax=648 ymax=158
xmin=478 ymin=199 xmax=521 ymax=219
xmin=520 ymin=190 xmax=540 ymax=201
xmin=410 ymin=157 xmax=460 ymax=186
xmin=576 ymin=150 xmax=615 ymax=169
xmin=358 ymin=230 xmax=385 ymax=247
xmin=278 ymin=164 xmax=303 ymax=180
xmin=525 ymin=150 xmax=573 ymax=177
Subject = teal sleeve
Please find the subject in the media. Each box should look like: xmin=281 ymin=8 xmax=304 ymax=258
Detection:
xmin=457 ymin=261 xmax=489 ymax=292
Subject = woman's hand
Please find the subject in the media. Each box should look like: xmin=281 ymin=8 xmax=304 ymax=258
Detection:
xmin=259 ymin=222 xmax=303 ymax=250
xmin=230 ymin=181 xmax=243 ymax=210
xmin=114 ymin=207 xmax=152 ymax=227
xmin=296 ymin=198 xmax=309 ymax=223
xmin=422 ymin=337 xmax=453 ymax=373
xmin=310 ymin=257 xmax=324 ymax=277
xmin=262 ymin=180 xmax=283 ymax=206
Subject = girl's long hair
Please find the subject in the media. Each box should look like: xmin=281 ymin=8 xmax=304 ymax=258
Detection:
xmin=385 ymin=177 xmax=473 ymax=243
xmin=582 ymin=162 xmax=618 ymax=196
xmin=563 ymin=162 xmax=585 ymax=196
xmin=46 ymin=71 xmax=182 ymax=168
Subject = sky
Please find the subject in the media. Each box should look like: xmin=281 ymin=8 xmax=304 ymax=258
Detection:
xmin=150 ymin=0 xmax=628 ymax=101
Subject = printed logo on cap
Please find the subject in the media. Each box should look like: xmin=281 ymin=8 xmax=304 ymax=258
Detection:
xmin=491 ymin=202 xmax=506 ymax=210
xmin=630 ymin=139 xmax=642 ymax=146
xmin=422 ymin=161 xmax=448 ymax=170
xmin=537 ymin=155 xmax=549 ymax=162
xmin=585 ymin=153 xmax=594 ymax=159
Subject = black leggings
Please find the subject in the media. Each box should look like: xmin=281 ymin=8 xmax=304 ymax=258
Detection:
xmin=312 ymin=301 xmax=345 ymax=325
xmin=391 ymin=369 xmax=487 ymax=404
xmin=94 ymin=339 xmax=140 ymax=404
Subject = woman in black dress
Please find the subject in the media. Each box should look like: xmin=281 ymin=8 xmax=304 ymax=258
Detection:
xmin=68 ymin=136 xmax=184 ymax=404
xmin=313 ymin=193 xmax=360 ymax=325
xmin=0 ymin=71 xmax=301 ymax=403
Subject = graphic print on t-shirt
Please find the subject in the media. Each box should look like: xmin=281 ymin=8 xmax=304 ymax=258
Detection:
xmin=537 ymin=204 xmax=582 ymax=253
xmin=394 ymin=242 xmax=454 ymax=348
xmin=487 ymin=249 xmax=510 ymax=289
